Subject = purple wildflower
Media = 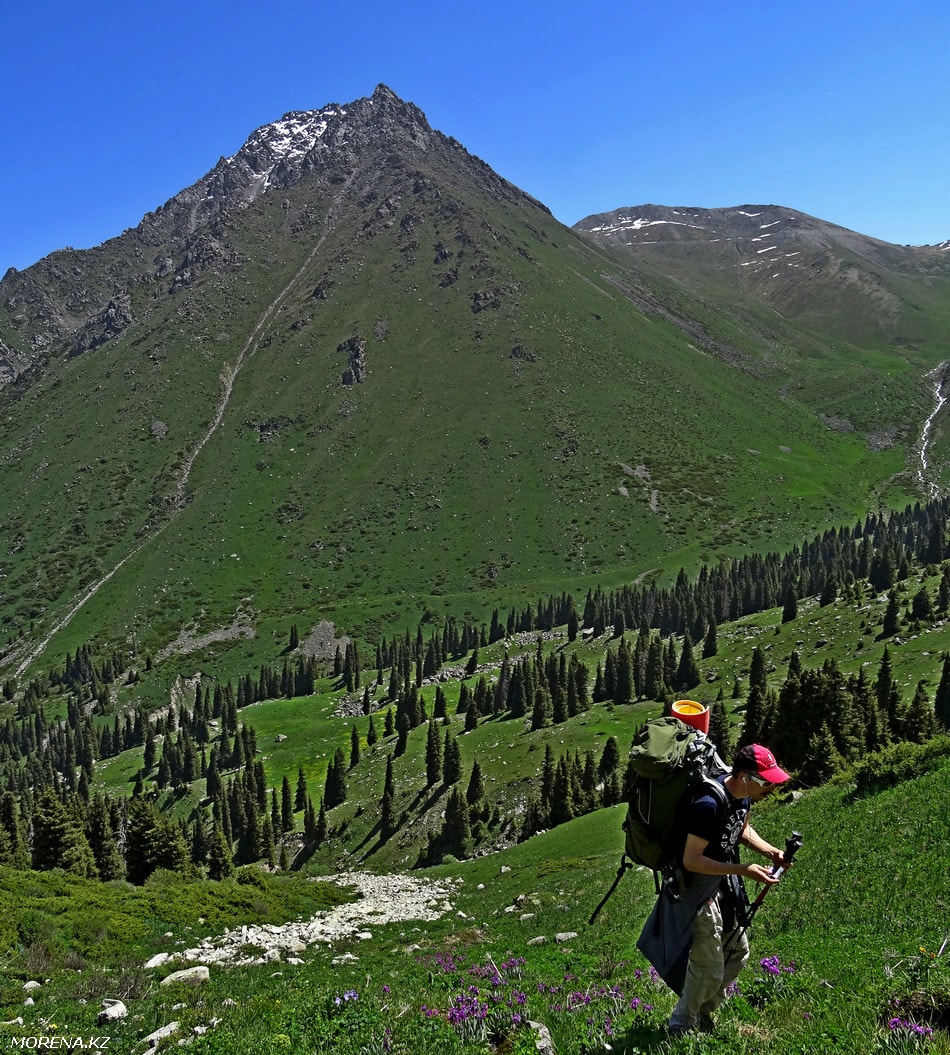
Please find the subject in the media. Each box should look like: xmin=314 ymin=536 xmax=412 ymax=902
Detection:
xmin=888 ymin=1017 xmax=934 ymax=1038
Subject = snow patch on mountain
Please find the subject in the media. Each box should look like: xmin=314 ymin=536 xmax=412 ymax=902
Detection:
xmin=230 ymin=107 xmax=344 ymax=164
xmin=225 ymin=106 xmax=346 ymax=193
xmin=585 ymin=214 xmax=707 ymax=236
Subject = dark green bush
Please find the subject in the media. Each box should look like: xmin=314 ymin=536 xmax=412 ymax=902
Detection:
xmin=852 ymin=736 xmax=950 ymax=796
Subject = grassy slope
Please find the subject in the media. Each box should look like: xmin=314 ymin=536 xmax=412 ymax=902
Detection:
xmin=7 ymin=553 xmax=950 ymax=1053
xmin=3 ymin=761 xmax=949 ymax=1053
xmin=0 ymin=177 xmax=937 ymax=690
xmin=80 ymin=558 xmax=950 ymax=868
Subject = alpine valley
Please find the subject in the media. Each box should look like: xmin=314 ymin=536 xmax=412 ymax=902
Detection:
xmin=1 ymin=86 xmax=950 ymax=1055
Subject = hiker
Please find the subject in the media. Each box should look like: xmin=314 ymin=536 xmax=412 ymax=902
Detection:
xmin=637 ymin=743 xmax=791 ymax=1036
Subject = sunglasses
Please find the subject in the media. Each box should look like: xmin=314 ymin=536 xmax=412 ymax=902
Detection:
xmin=746 ymin=772 xmax=773 ymax=791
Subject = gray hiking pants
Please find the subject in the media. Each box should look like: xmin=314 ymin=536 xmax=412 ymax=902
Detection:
xmin=669 ymin=894 xmax=749 ymax=1031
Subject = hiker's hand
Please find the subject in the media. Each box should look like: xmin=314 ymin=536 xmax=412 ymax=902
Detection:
xmin=743 ymin=863 xmax=780 ymax=885
xmin=769 ymin=847 xmax=791 ymax=870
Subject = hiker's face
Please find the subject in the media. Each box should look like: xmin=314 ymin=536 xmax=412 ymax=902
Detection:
xmin=744 ymin=772 xmax=775 ymax=799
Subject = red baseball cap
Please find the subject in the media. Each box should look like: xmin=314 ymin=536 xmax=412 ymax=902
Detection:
xmin=736 ymin=744 xmax=790 ymax=784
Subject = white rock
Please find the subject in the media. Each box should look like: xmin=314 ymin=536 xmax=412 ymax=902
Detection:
xmin=22 ymin=981 xmax=41 ymax=992
xmin=143 ymin=1021 xmax=179 ymax=1045
xmin=97 ymin=999 xmax=127 ymax=1024
xmin=161 ymin=966 xmax=210 ymax=986
xmin=145 ymin=953 xmax=170 ymax=969
xmin=555 ymin=932 xmax=579 ymax=943
xmin=529 ymin=1019 xmax=556 ymax=1055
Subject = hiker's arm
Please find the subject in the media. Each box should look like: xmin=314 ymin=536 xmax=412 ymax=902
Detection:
xmin=682 ymin=833 xmax=778 ymax=885
xmin=740 ymin=822 xmax=786 ymax=868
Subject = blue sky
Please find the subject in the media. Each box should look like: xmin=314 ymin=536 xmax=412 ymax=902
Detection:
xmin=3 ymin=0 xmax=949 ymax=273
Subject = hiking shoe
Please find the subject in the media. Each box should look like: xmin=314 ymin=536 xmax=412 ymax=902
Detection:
xmin=698 ymin=1013 xmax=715 ymax=1033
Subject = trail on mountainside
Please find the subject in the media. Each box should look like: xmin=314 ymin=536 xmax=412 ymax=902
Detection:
xmin=14 ymin=180 xmax=354 ymax=676
xmin=916 ymin=362 xmax=949 ymax=501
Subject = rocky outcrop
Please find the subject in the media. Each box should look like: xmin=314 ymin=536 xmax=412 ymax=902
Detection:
xmin=0 ymin=337 xmax=32 ymax=385
xmin=339 ymin=335 xmax=368 ymax=385
xmin=67 ymin=293 xmax=133 ymax=357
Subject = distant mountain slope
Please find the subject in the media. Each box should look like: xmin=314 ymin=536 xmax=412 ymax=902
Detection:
xmin=574 ymin=203 xmax=950 ymax=335
xmin=0 ymin=88 xmax=949 ymax=680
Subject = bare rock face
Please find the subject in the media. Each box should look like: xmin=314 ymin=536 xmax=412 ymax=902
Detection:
xmin=0 ymin=337 xmax=32 ymax=385
xmin=339 ymin=335 xmax=368 ymax=385
xmin=68 ymin=293 xmax=133 ymax=357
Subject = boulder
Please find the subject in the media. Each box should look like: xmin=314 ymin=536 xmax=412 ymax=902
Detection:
xmin=97 ymin=999 xmax=128 ymax=1024
xmin=161 ymin=965 xmax=210 ymax=986
xmin=142 ymin=1021 xmax=179 ymax=1048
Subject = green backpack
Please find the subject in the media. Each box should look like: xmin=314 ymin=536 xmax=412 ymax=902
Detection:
xmin=589 ymin=716 xmax=728 ymax=924
xmin=623 ymin=716 xmax=728 ymax=871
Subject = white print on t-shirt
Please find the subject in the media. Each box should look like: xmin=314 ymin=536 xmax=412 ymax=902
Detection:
xmin=717 ymin=804 xmax=748 ymax=856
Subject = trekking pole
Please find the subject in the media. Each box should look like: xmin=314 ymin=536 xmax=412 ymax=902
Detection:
xmin=726 ymin=831 xmax=803 ymax=955
xmin=588 ymin=856 xmax=631 ymax=925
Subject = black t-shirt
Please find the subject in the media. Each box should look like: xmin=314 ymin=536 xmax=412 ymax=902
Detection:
xmin=679 ymin=777 xmax=749 ymax=864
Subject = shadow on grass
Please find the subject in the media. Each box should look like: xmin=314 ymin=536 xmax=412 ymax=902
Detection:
xmin=616 ymin=1021 xmax=674 ymax=1052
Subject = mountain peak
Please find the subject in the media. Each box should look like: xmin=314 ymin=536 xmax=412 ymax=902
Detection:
xmin=229 ymin=104 xmax=347 ymax=175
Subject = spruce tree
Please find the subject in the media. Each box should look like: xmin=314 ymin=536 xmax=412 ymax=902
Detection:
xmin=645 ymin=638 xmax=665 ymax=700
xmin=799 ymin=723 xmax=840 ymax=788
xmin=0 ymin=793 xmax=28 ymax=869
xmin=125 ymin=797 xmax=187 ymax=883
xmin=530 ymin=687 xmax=551 ymax=730
xmin=882 ymin=589 xmax=901 ymax=637
xmin=394 ymin=712 xmax=410 ymax=757
xmin=905 ymin=679 xmax=939 ymax=743
xmin=281 ymin=775 xmax=294 ymax=832
xmin=303 ymin=797 xmax=317 ymax=844
xmin=442 ymin=730 xmax=462 ymax=786
xmin=782 ymin=588 xmax=799 ymax=624
xmin=597 ymin=736 xmax=620 ymax=782
xmin=442 ymin=787 xmax=472 ymax=858
xmin=613 ymin=638 xmax=634 ymax=705
xmin=466 ymin=759 xmax=485 ymax=808
xmin=207 ymin=820 xmax=234 ymax=880
xmin=934 ymin=654 xmax=950 ymax=731
xmin=675 ymin=631 xmax=700 ymax=691
xmin=425 ymin=720 xmax=443 ymax=786
xmin=709 ymin=694 xmax=734 ymax=762
xmin=315 ymin=799 xmax=328 ymax=843
xmin=702 ymin=620 xmax=718 ymax=659
xmin=549 ymin=758 xmax=575 ymax=826
xmin=381 ymin=755 xmax=396 ymax=839
xmin=324 ymin=747 xmax=347 ymax=808
xmin=86 ymin=794 xmax=123 ymax=880
xmin=32 ymin=790 xmax=97 ymax=878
